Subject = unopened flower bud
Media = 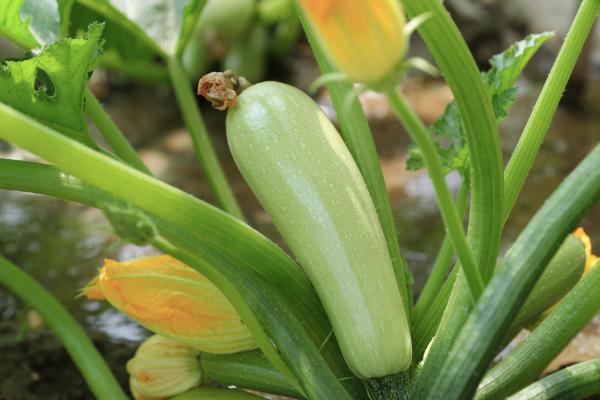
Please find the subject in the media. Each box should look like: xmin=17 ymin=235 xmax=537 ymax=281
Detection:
xmin=127 ymin=335 xmax=202 ymax=399
xmin=299 ymin=0 xmax=407 ymax=84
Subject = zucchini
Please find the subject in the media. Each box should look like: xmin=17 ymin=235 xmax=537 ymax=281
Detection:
xmin=225 ymin=81 xmax=411 ymax=378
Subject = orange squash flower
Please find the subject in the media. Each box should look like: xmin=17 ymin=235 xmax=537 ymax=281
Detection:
xmin=299 ymin=0 xmax=407 ymax=84
xmin=574 ymin=227 xmax=599 ymax=273
xmin=81 ymin=255 xmax=256 ymax=354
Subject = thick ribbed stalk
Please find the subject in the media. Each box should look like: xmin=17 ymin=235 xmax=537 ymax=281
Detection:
xmin=503 ymin=0 xmax=600 ymax=221
xmin=428 ymin=144 xmax=600 ymax=400
xmin=476 ymin=258 xmax=600 ymax=399
xmin=414 ymin=182 xmax=469 ymax=320
xmin=386 ymin=89 xmax=483 ymax=301
xmin=507 ymin=358 xmax=600 ymax=400
xmin=403 ymin=0 xmax=504 ymax=392
xmin=200 ymin=351 xmax=300 ymax=398
xmin=402 ymin=0 xmax=503 ymax=284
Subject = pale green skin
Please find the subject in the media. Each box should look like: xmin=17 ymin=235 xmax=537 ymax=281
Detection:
xmin=226 ymin=81 xmax=411 ymax=378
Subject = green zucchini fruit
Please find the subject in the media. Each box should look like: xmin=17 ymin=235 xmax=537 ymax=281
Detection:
xmin=226 ymin=81 xmax=411 ymax=379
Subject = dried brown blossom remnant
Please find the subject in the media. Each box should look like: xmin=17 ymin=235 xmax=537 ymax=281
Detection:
xmin=197 ymin=70 xmax=251 ymax=111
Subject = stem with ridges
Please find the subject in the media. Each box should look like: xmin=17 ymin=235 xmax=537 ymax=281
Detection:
xmin=476 ymin=257 xmax=600 ymax=400
xmin=167 ymin=56 xmax=244 ymax=220
xmin=386 ymin=88 xmax=483 ymax=301
xmin=507 ymin=357 xmax=600 ymax=400
xmin=414 ymin=181 xmax=469 ymax=321
xmin=503 ymin=0 xmax=600 ymax=222
xmin=85 ymin=89 xmax=151 ymax=174
xmin=429 ymin=144 xmax=600 ymax=400
xmin=0 ymin=256 xmax=127 ymax=400
xmin=200 ymin=351 xmax=301 ymax=398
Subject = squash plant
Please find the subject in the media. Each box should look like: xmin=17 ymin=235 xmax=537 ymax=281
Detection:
xmin=0 ymin=0 xmax=599 ymax=399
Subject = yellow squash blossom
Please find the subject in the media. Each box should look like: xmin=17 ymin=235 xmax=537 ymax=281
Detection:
xmin=128 ymin=335 xmax=201 ymax=400
xmin=81 ymin=255 xmax=257 ymax=354
xmin=574 ymin=227 xmax=599 ymax=273
xmin=299 ymin=0 xmax=407 ymax=84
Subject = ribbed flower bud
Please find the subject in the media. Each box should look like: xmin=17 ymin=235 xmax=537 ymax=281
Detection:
xmin=299 ymin=0 xmax=407 ymax=84
xmin=127 ymin=335 xmax=201 ymax=399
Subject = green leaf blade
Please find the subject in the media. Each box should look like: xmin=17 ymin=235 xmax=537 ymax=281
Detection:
xmin=407 ymin=32 xmax=554 ymax=175
xmin=0 ymin=23 xmax=104 ymax=147
xmin=0 ymin=0 xmax=39 ymax=49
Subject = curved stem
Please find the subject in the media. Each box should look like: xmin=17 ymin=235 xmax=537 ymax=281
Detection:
xmin=414 ymin=182 xmax=469 ymax=320
xmin=0 ymin=256 xmax=127 ymax=400
xmin=386 ymin=88 xmax=483 ymax=301
xmin=402 ymin=0 xmax=503 ymax=284
xmin=85 ymin=89 xmax=151 ymax=174
xmin=166 ymin=56 xmax=245 ymax=220
xmin=503 ymin=0 xmax=600 ymax=222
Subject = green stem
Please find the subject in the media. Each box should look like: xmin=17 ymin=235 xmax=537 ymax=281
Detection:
xmin=200 ymin=351 xmax=301 ymax=399
xmin=386 ymin=89 xmax=483 ymax=301
xmin=428 ymin=144 xmax=600 ymax=400
xmin=402 ymin=0 xmax=503 ymax=284
xmin=507 ymin=357 xmax=600 ymax=400
xmin=295 ymin=2 xmax=413 ymax=314
xmin=414 ymin=182 xmax=469 ymax=320
xmin=166 ymin=56 xmax=244 ymax=220
xmin=503 ymin=0 xmax=600 ymax=222
xmin=0 ymin=256 xmax=127 ymax=400
xmin=412 ymin=266 xmax=458 ymax=361
xmin=476 ymin=258 xmax=600 ymax=400
xmin=85 ymin=89 xmax=151 ymax=174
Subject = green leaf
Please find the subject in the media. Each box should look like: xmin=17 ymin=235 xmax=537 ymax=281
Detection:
xmin=0 ymin=0 xmax=38 ymax=49
xmin=0 ymin=0 xmax=75 ymax=48
xmin=485 ymin=32 xmax=555 ymax=91
xmin=70 ymin=2 xmax=169 ymax=83
xmin=77 ymin=0 xmax=205 ymax=57
xmin=407 ymin=32 xmax=554 ymax=174
xmin=0 ymin=23 xmax=104 ymax=147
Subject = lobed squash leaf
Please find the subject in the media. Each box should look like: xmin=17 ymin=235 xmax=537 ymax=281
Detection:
xmin=407 ymin=32 xmax=554 ymax=175
xmin=0 ymin=23 xmax=104 ymax=147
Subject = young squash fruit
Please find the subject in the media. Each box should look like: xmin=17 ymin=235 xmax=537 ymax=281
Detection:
xmin=225 ymin=81 xmax=411 ymax=379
